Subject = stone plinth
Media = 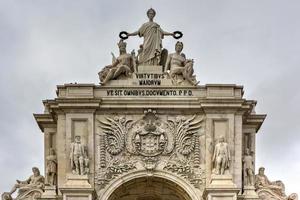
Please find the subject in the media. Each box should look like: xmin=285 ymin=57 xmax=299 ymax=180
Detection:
xmin=138 ymin=65 xmax=163 ymax=73
xmin=60 ymin=174 xmax=94 ymax=200
xmin=39 ymin=185 xmax=57 ymax=199
xmin=243 ymin=186 xmax=259 ymax=200
xmin=203 ymin=175 xmax=240 ymax=200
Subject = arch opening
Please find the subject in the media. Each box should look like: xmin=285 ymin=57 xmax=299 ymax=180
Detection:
xmin=107 ymin=176 xmax=192 ymax=200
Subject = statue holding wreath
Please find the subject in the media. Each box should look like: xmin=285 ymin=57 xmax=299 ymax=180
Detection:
xmin=120 ymin=8 xmax=183 ymax=66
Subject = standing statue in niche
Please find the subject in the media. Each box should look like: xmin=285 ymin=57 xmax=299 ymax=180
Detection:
xmin=46 ymin=148 xmax=57 ymax=186
xmin=122 ymin=8 xmax=181 ymax=66
xmin=165 ymin=41 xmax=198 ymax=85
xmin=98 ymin=39 xmax=136 ymax=85
xmin=243 ymin=148 xmax=254 ymax=186
xmin=2 ymin=167 xmax=44 ymax=200
xmin=212 ymin=137 xmax=231 ymax=175
xmin=70 ymin=135 xmax=85 ymax=175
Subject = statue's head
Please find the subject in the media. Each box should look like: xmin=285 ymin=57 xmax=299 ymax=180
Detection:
xmin=32 ymin=167 xmax=40 ymax=176
xmin=245 ymin=148 xmax=250 ymax=155
xmin=219 ymin=136 xmax=225 ymax=143
xmin=258 ymin=167 xmax=265 ymax=175
xmin=50 ymin=148 xmax=56 ymax=155
xmin=147 ymin=8 xmax=156 ymax=20
xmin=175 ymin=41 xmax=184 ymax=53
xmin=75 ymin=135 xmax=81 ymax=143
xmin=118 ymin=39 xmax=127 ymax=52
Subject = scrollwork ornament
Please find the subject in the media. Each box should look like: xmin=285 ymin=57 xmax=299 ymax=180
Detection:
xmin=168 ymin=115 xmax=204 ymax=156
xmin=98 ymin=116 xmax=133 ymax=155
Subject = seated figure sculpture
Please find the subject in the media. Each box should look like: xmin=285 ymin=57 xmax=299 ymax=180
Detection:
xmin=255 ymin=167 xmax=298 ymax=200
xmin=2 ymin=167 xmax=44 ymax=200
xmin=255 ymin=167 xmax=285 ymax=196
xmin=98 ymin=40 xmax=136 ymax=85
xmin=165 ymin=41 xmax=198 ymax=85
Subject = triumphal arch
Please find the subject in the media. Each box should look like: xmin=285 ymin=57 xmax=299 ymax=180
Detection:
xmin=2 ymin=8 xmax=298 ymax=200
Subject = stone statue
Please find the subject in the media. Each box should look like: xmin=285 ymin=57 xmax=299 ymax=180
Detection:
xmin=243 ymin=148 xmax=254 ymax=186
xmin=255 ymin=167 xmax=285 ymax=197
xmin=126 ymin=8 xmax=176 ymax=65
xmin=2 ymin=167 xmax=44 ymax=200
xmin=212 ymin=137 xmax=231 ymax=175
xmin=70 ymin=135 xmax=85 ymax=175
xmin=255 ymin=167 xmax=298 ymax=200
xmin=165 ymin=41 xmax=198 ymax=85
xmin=98 ymin=40 xmax=135 ymax=85
xmin=46 ymin=148 xmax=57 ymax=186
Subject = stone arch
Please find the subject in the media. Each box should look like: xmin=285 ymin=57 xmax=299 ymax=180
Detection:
xmin=100 ymin=170 xmax=202 ymax=200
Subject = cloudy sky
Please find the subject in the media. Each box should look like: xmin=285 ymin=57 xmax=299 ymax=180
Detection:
xmin=0 ymin=0 xmax=299 ymax=196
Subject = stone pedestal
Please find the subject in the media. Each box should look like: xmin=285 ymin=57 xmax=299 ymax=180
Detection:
xmin=39 ymin=185 xmax=57 ymax=199
xmin=138 ymin=65 xmax=163 ymax=73
xmin=60 ymin=174 xmax=94 ymax=200
xmin=203 ymin=175 xmax=240 ymax=200
xmin=243 ymin=186 xmax=259 ymax=200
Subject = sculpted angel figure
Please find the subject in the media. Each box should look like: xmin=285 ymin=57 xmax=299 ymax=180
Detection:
xmin=7 ymin=167 xmax=44 ymax=197
xmin=98 ymin=40 xmax=135 ymax=85
xmin=212 ymin=137 xmax=231 ymax=175
xmin=165 ymin=41 xmax=198 ymax=85
xmin=126 ymin=8 xmax=175 ymax=65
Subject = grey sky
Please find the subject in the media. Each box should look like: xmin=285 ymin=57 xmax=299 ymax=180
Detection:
xmin=0 ymin=0 xmax=299 ymax=195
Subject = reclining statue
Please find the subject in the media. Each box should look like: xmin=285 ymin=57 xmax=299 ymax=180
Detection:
xmin=255 ymin=167 xmax=298 ymax=200
xmin=2 ymin=167 xmax=44 ymax=200
xmin=165 ymin=41 xmax=198 ymax=86
xmin=98 ymin=40 xmax=135 ymax=85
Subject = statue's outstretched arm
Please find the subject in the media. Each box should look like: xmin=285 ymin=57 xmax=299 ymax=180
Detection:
xmin=162 ymin=31 xmax=174 ymax=36
xmin=128 ymin=31 xmax=139 ymax=36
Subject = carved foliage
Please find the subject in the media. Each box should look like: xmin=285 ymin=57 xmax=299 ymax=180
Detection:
xmin=168 ymin=115 xmax=204 ymax=156
xmin=98 ymin=116 xmax=132 ymax=155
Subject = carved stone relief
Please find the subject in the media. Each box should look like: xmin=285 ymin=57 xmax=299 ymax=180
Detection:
xmin=95 ymin=110 xmax=205 ymax=190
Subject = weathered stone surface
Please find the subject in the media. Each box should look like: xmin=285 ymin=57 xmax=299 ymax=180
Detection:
xmin=2 ymin=7 xmax=298 ymax=200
